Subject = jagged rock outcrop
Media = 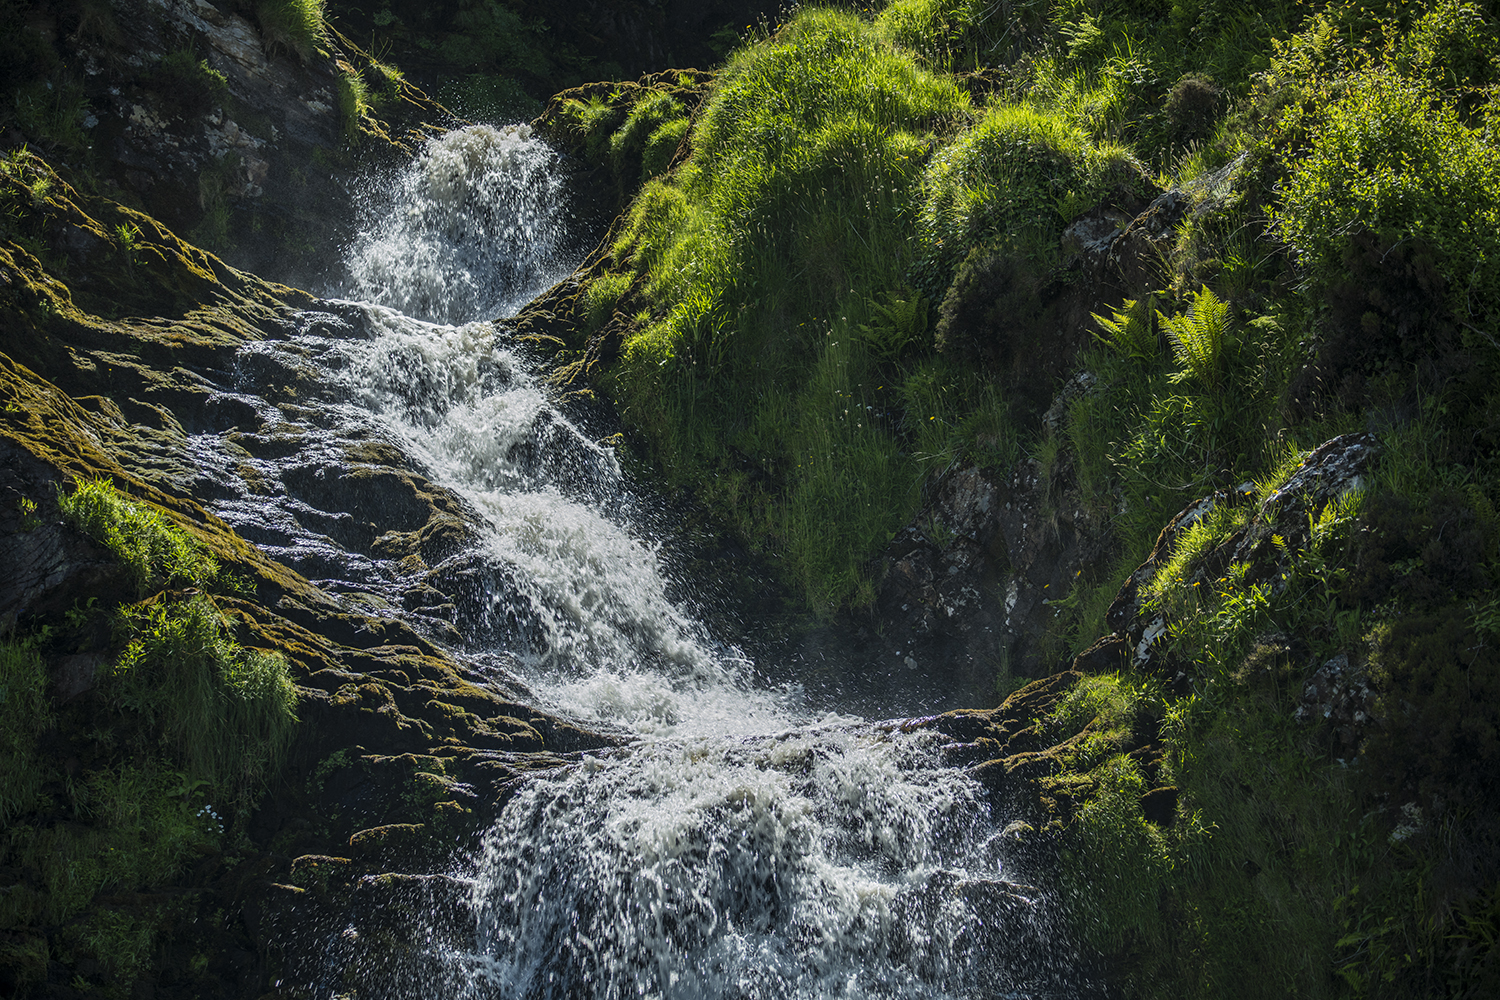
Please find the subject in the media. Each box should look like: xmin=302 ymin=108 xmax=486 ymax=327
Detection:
xmin=6 ymin=0 xmax=453 ymax=289
xmin=1075 ymin=432 xmax=1381 ymax=681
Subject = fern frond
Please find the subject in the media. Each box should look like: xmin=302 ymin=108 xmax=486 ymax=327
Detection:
xmin=1157 ymin=285 xmax=1229 ymax=389
xmin=1090 ymin=294 xmax=1158 ymax=360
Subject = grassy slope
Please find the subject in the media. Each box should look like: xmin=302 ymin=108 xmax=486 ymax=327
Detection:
xmin=569 ymin=0 xmax=1500 ymax=995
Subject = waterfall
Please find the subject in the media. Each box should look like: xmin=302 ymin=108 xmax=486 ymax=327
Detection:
xmin=344 ymin=124 xmax=576 ymax=325
xmin=200 ymin=125 xmax=1085 ymax=998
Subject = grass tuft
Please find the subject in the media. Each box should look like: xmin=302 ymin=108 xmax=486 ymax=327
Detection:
xmin=256 ymin=0 xmax=328 ymax=64
xmin=58 ymin=478 xmax=217 ymax=597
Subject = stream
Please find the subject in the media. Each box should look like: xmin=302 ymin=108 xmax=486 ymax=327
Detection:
xmin=194 ymin=125 xmax=1088 ymax=998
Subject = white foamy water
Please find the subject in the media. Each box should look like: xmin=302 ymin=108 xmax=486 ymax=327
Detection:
xmin=345 ymin=124 xmax=574 ymax=325
xmin=331 ymin=302 xmax=797 ymax=739
xmin=269 ymin=125 xmax=1083 ymax=999
xmin=458 ymin=727 xmax=1035 ymax=1000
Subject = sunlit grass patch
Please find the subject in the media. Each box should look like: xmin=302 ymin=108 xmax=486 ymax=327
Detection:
xmin=58 ymin=478 xmax=217 ymax=597
xmin=917 ymin=101 xmax=1139 ymax=286
xmin=602 ymin=7 xmax=992 ymax=611
xmin=256 ymin=0 xmax=327 ymax=64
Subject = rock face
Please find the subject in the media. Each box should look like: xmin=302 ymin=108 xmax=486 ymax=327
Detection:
xmin=0 ymin=153 xmax=618 ymax=997
xmin=769 ymin=186 xmax=1205 ymax=711
xmin=7 ymin=0 xmax=451 ymax=289
xmin=1076 ymin=432 xmax=1382 ymax=682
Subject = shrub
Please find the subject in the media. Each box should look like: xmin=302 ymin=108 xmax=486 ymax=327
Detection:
xmin=1274 ymin=68 xmax=1500 ymax=331
xmin=1164 ymin=73 xmax=1221 ymax=140
xmin=1398 ymin=0 xmax=1500 ymax=95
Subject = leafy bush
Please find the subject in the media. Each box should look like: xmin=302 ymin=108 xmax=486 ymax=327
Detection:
xmin=58 ymin=478 xmax=217 ymax=597
xmin=1274 ymin=68 xmax=1500 ymax=331
xmin=1397 ymin=0 xmax=1500 ymax=95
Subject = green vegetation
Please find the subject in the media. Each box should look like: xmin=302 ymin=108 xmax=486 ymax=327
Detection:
xmin=588 ymin=9 xmax=991 ymax=610
xmin=336 ymin=60 xmax=374 ymax=143
xmin=0 ymin=480 xmax=298 ymax=995
xmin=256 ymin=0 xmax=329 ymax=64
xmin=58 ymin=477 xmax=218 ymax=597
xmin=148 ymin=50 xmax=229 ymax=119
xmin=560 ymin=1 xmax=1500 ymax=995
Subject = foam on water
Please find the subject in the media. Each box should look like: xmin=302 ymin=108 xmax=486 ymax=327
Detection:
xmin=345 ymin=124 xmax=574 ymax=325
xmin=327 ymin=301 xmax=793 ymax=738
xmin=458 ymin=726 xmax=1026 ymax=1000
xmin=257 ymin=124 xmax=1089 ymax=998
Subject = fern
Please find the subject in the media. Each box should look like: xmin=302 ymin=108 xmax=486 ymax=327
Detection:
xmin=1091 ymin=294 xmax=1158 ymax=361
xmin=856 ymin=289 xmax=929 ymax=363
xmin=1157 ymin=285 xmax=1230 ymax=390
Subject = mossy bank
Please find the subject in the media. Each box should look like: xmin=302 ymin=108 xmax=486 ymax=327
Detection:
xmin=0 ymin=152 xmax=616 ymax=997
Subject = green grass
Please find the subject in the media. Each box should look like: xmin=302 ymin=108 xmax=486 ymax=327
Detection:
xmin=256 ymin=0 xmax=327 ymax=64
xmin=58 ymin=477 xmax=218 ymax=597
xmin=595 ymin=8 xmax=985 ymax=611
xmin=916 ymin=100 xmax=1140 ymax=289
xmin=108 ymin=595 xmax=298 ymax=809
xmin=0 ymin=641 xmax=52 ymax=825
xmin=581 ymin=0 xmax=1326 ymax=612
xmin=53 ymin=479 xmax=297 ymax=806
xmin=336 ymin=62 xmax=373 ymax=143
xmin=0 ymin=482 xmax=299 ymax=992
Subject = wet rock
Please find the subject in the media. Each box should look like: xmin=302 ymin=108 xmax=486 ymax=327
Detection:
xmin=0 ymin=172 xmax=625 ymax=997
xmin=16 ymin=0 xmax=451 ymax=287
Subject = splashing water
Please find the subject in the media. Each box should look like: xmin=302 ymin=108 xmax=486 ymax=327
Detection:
xmin=228 ymin=126 xmax=1090 ymax=998
xmin=344 ymin=124 xmax=575 ymax=324
xmin=459 ymin=726 xmax=1065 ymax=1000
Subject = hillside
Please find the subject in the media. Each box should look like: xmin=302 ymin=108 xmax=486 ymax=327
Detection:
xmin=2 ymin=0 xmax=1498 ymax=997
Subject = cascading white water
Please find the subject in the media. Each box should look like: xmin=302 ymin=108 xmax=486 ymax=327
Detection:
xmin=344 ymin=125 xmax=575 ymax=325
xmin=459 ymin=727 xmax=1047 ymax=1000
xmin=235 ymin=124 xmax=1081 ymax=998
